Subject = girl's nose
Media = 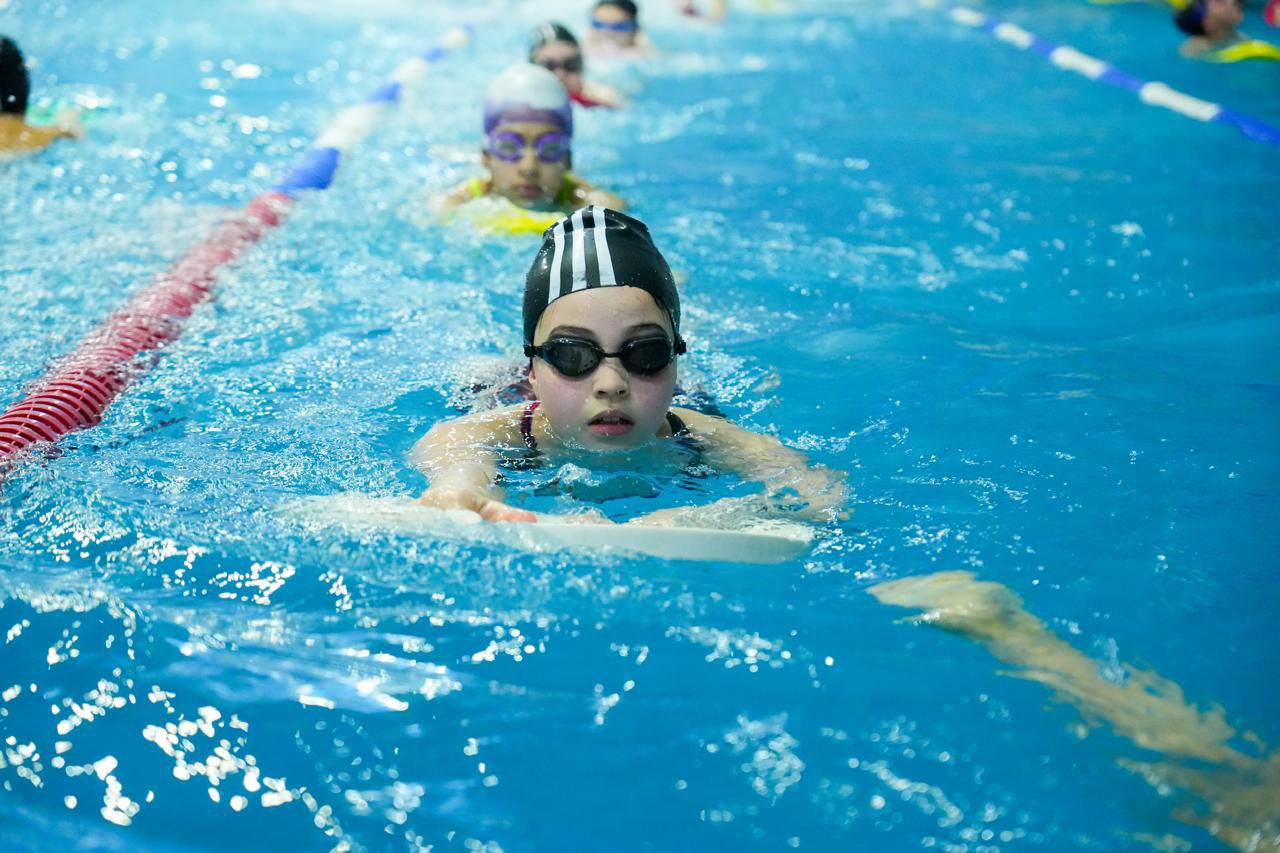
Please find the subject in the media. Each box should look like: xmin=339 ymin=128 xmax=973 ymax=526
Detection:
xmin=591 ymin=359 xmax=630 ymax=398
xmin=518 ymin=147 xmax=540 ymax=172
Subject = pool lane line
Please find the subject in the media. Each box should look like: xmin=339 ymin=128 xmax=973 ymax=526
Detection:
xmin=941 ymin=3 xmax=1280 ymax=147
xmin=0 ymin=27 xmax=473 ymax=475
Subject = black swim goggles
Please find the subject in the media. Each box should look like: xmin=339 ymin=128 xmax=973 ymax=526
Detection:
xmin=525 ymin=335 xmax=686 ymax=378
xmin=537 ymin=55 xmax=584 ymax=74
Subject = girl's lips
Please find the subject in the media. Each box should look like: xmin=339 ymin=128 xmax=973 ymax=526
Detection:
xmin=588 ymin=411 xmax=634 ymax=437
xmin=517 ymin=185 xmax=543 ymax=199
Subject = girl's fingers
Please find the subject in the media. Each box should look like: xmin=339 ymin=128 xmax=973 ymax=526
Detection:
xmin=419 ymin=490 xmax=536 ymax=523
xmin=479 ymin=501 xmax=537 ymax=524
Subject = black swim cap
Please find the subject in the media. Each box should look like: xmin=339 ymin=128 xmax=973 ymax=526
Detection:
xmin=1175 ymin=2 xmax=1206 ymax=36
xmin=0 ymin=36 xmax=30 ymax=116
xmin=524 ymin=207 xmax=680 ymax=346
xmin=531 ymin=22 xmax=579 ymax=56
xmin=595 ymin=0 xmax=640 ymax=20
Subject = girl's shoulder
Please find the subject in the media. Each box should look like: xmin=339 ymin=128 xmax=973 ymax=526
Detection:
xmin=430 ymin=403 xmax=529 ymax=443
xmin=668 ymin=406 xmax=730 ymax=436
xmin=473 ymin=402 xmax=532 ymax=428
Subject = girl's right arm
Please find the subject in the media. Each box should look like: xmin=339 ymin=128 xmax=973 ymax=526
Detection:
xmin=409 ymin=408 xmax=537 ymax=523
xmin=432 ymin=176 xmax=489 ymax=215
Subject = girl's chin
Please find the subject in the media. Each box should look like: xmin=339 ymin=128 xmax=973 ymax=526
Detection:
xmin=500 ymin=191 xmax=554 ymax=210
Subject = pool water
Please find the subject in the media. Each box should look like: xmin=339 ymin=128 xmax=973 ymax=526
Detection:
xmin=2 ymin=0 xmax=1278 ymax=849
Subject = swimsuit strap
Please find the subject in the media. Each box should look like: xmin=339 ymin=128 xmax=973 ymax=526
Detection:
xmin=665 ymin=411 xmax=689 ymax=437
xmin=521 ymin=401 xmax=540 ymax=450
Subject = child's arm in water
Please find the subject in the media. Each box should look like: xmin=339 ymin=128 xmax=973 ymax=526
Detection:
xmin=431 ymin=176 xmax=489 ymax=215
xmin=1179 ymin=35 xmax=1217 ymax=57
xmin=580 ymin=79 xmax=625 ymax=108
xmin=630 ymin=408 xmax=848 ymax=526
xmin=0 ymin=112 xmax=83 ymax=154
xmin=869 ymin=571 xmax=1280 ymax=850
xmin=408 ymin=406 xmax=537 ymax=523
xmin=567 ymin=175 xmax=627 ymax=212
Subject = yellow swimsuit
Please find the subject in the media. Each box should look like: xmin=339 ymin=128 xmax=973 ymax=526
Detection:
xmin=460 ymin=174 xmax=580 ymax=236
xmin=1203 ymin=39 xmax=1280 ymax=63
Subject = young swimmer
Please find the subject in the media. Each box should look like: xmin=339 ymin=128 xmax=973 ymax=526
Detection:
xmin=1175 ymin=0 xmax=1246 ymax=55
xmin=0 ymin=36 xmax=82 ymax=156
xmin=673 ymin=0 xmax=729 ymax=21
xmin=411 ymin=207 xmax=846 ymax=525
xmin=433 ymin=64 xmax=624 ymax=228
xmin=585 ymin=0 xmax=656 ymax=58
xmin=530 ymin=22 xmax=624 ymax=109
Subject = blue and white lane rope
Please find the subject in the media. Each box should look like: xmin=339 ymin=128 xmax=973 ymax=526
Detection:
xmin=274 ymin=27 xmax=473 ymax=195
xmin=942 ymin=4 xmax=1280 ymax=147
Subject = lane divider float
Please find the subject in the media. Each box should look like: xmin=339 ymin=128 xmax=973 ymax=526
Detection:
xmin=943 ymin=3 xmax=1280 ymax=146
xmin=0 ymin=28 xmax=472 ymax=476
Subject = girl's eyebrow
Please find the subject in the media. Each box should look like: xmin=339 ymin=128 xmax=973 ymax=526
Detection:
xmin=625 ymin=322 xmax=668 ymax=336
xmin=545 ymin=323 xmax=669 ymax=341
xmin=546 ymin=325 xmax=598 ymax=339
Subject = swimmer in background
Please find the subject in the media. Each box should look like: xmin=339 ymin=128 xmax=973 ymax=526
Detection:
xmin=584 ymin=0 xmax=656 ymax=59
xmin=1175 ymin=0 xmax=1246 ymax=55
xmin=411 ymin=207 xmax=846 ymax=525
xmin=433 ymin=63 xmax=624 ymax=224
xmin=0 ymin=36 xmax=82 ymax=156
xmin=673 ymin=0 xmax=729 ymax=21
xmin=530 ymin=22 xmax=624 ymax=109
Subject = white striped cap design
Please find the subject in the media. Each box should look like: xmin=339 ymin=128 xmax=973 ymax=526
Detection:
xmin=523 ymin=206 xmax=679 ymax=345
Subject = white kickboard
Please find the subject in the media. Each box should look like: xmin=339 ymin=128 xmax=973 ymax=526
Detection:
xmin=280 ymin=494 xmax=813 ymax=564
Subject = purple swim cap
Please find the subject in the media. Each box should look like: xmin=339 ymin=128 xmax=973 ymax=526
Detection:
xmin=483 ymin=63 xmax=573 ymax=136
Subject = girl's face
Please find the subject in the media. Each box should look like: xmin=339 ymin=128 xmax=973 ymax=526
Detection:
xmin=1204 ymin=0 xmax=1243 ymax=39
xmin=529 ymin=286 xmax=678 ymax=452
xmin=531 ymin=41 xmax=585 ymax=95
xmin=482 ymin=119 xmax=569 ymax=209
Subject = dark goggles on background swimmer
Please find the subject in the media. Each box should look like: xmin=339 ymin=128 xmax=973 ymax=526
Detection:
xmin=537 ymin=55 xmax=584 ymax=73
xmin=486 ymin=130 xmax=571 ymax=163
xmin=590 ymin=18 xmax=639 ymax=32
xmin=525 ymin=336 xmax=685 ymax=377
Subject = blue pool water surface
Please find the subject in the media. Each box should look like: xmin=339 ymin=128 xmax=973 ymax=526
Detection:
xmin=2 ymin=0 xmax=1279 ymax=849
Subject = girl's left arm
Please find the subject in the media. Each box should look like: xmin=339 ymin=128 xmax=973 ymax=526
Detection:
xmin=570 ymin=175 xmax=627 ymax=211
xmin=629 ymin=409 xmax=848 ymax=525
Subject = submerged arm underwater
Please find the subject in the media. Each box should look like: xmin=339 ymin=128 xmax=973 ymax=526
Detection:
xmin=869 ymin=570 xmax=1280 ymax=852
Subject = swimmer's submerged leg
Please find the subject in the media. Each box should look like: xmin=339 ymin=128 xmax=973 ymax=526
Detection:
xmin=868 ymin=571 xmax=1280 ymax=851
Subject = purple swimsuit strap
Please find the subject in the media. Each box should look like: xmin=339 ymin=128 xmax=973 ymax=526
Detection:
xmin=521 ymin=401 xmax=541 ymax=450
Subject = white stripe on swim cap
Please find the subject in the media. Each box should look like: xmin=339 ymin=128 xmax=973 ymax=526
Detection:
xmin=569 ymin=207 xmax=588 ymax=292
xmin=589 ymin=205 xmax=617 ymax=286
xmin=548 ymin=218 xmax=567 ymax=303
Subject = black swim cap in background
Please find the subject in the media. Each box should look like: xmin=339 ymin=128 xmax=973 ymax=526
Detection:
xmin=595 ymin=0 xmax=640 ymax=20
xmin=1175 ymin=2 xmax=1207 ymax=36
xmin=531 ymin=22 xmax=579 ymax=55
xmin=0 ymin=36 xmax=30 ymax=116
xmin=524 ymin=207 xmax=680 ymax=346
